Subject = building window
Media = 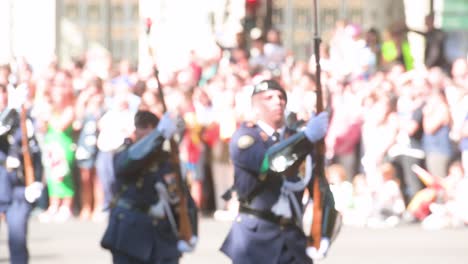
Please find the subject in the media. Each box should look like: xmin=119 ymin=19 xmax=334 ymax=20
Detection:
xmin=59 ymin=0 xmax=139 ymax=65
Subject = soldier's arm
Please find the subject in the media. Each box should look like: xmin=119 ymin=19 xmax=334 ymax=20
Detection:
xmin=229 ymin=128 xmax=267 ymax=175
xmin=114 ymin=128 xmax=166 ymax=179
xmin=261 ymin=132 xmax=312 ymax=174
xmin=228 ymin=127 xmax=271 ymax=199
xmin=231 ymin=129 xmax=314 ymax=176
xmin=263 ymin=111 xmax=328 ymax=174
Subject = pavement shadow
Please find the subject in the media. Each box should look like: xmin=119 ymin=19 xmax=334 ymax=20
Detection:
xmin=0 ymin=254 xmax=59 ymax=263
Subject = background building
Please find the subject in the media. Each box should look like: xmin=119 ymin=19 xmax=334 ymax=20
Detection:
xmin=268 ymin=0 xmax=407 ymax=60
xmin=0 ymin=0 xmax=467 ymax=74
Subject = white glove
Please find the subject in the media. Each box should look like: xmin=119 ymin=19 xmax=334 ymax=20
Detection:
xmin=177 ymin=236 xmax=198 ymax=253
xmin=148 ymin=201 xmax=166 ymax=219
xmin=8 ymin=83 xmax=28 ymax=109
xmin=24 ymin=182 xmax=44 ymax=203
xmin=306 ymin=237 xmax=331 ymax=260
xmin=156 ymin=112 xmax=177 ymax=139
xmin=6 ymin=156 xmax=21 ymax=170
xmin=304 ymin=112 xmax=329 ymax=143
xmin=149 ymin=182 xmax=181 ymax=219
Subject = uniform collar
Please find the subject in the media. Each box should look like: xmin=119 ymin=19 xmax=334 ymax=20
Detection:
xmin=257 ymin=120 xmax=284 ymax=137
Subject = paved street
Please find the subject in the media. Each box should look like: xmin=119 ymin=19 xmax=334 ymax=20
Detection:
xmin=1 ymin=215 xmax=468 ymax=264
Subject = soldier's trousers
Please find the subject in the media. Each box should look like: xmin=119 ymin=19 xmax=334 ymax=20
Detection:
xmin=1 ymin=199 xmax=31 ymax=264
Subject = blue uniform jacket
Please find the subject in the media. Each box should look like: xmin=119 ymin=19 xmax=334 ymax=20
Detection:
xmin=221 ymin=122 xmax=312 ymax=264
xmin=100 ymin=142 xmax=181 ymax=263
xmin=0 ymin=115 xmax=42 ymax=212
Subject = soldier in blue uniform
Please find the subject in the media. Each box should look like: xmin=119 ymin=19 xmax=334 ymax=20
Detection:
xmin=100 ymin=110 xmax=197 ymax=264
xmin=0 ymin=83 xmax=43 ymax=264
xmin=220 ymin=79 xmax=339 ymax=264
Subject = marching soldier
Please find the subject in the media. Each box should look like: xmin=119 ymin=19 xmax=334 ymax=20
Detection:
xmin=0 ymin=83 xmax=43 ymax=264
xmin=100 ymin=110 xmax=197 ymax=264
xmin=220 ymin=79 xmax=339 ymax=263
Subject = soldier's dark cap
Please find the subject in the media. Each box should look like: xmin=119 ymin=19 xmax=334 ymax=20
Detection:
xmin=251 ymin=79 xmax=287 ymax=101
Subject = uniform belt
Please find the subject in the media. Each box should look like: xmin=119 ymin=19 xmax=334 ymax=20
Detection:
xmin=239 ymin=205 xmax=295 ymax=227
xmin=115 ymin=198 xmax=150 ymax=214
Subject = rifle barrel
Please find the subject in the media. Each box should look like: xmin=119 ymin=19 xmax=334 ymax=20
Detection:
xmin=309 ymin=0 xmax=325 ymax=250
xmin=145 ymin=21 xmax=193 ymax=242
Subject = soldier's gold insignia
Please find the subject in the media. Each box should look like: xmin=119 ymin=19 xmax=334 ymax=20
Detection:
xmin=259 ymin=173 xmax=267 ymax=181
xmin=136 ymin=178 xmax=144 ymax=189
xmin=237 ymin=135 xmax=255 ymax=149
xmin=148 ymin=161 xmax=159 ymax=172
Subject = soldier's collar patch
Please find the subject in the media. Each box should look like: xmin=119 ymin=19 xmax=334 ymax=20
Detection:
xmin=260 ymin=131 xmax=269 ymax=142
xmin=237 ymin=135 xmax=255 ymax=149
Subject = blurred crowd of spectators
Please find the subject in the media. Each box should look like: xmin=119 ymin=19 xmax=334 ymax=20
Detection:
xmin=1 ymin=17 xmax=467 ymax=231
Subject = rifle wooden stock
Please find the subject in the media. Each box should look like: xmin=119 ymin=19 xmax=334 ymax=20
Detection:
xmin=157 ymin=78 xmax=194 ymax=243
xmin=168 ymin=139 xmax=193 ymax=242
xmin=309 ymin=0 xmax=325 ymax=249
xmin=19 ymin=105 xmax=34 ymax=186
xmin=145 ymin=20 xmax=193 ymax=242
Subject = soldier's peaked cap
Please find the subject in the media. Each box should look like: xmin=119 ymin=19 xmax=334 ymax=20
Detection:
xmin=251 ymin=79 xmax=287 ymax=101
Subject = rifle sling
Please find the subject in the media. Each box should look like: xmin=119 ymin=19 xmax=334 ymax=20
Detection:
xmin=238 ymin=204 xmax=295 ymax=227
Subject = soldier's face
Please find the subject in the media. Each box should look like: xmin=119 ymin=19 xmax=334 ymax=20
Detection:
xmin=253 ymin=90 xmax=286 ymax=128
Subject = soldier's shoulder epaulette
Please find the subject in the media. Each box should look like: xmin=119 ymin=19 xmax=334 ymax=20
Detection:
xmin=244 ymin=121 xmax=256 ymax=128
xmin=235 ymin=121 xmax=256 ymax=131
xmin=231 ymin=124 xmax=262 ymax=150
xmin=244 ymin=122 xmax=269 ymax=142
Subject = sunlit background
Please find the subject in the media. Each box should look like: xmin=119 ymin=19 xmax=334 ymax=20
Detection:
xmin=1 ymin=0 xmax=468 ymax=74
xmin=1 ymin=1 xmax=468 ymax=263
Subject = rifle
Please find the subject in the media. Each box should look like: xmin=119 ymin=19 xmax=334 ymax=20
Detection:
xmin=19 ymin=89 xmax=34 ymax=186
xmin=144 ymin=18 xmax=195 ymax=245
xmin=309 ymin=0 xmax=326 ymax=249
